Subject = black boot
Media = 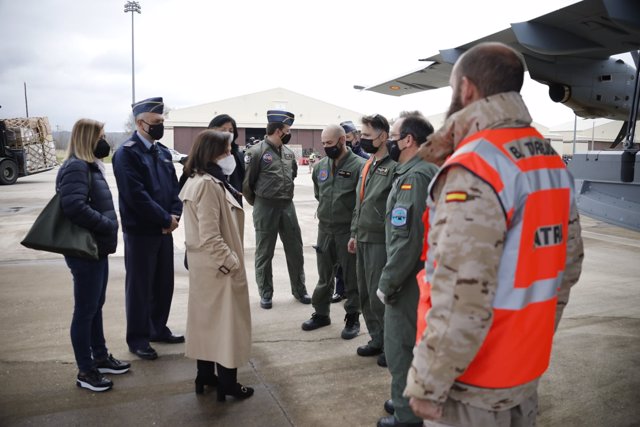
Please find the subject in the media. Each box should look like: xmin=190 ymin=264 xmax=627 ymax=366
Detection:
xmin=216 ymin=363 xmax=254 ymax=402
xmin=341 ymin=312 xmax=360 ymax=340
xmin=195 ymin=360 xmax=218 ymax=394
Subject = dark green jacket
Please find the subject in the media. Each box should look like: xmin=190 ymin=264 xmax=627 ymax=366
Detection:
xmin=378 ymin=156 xmax=438 ymax=297
xmin=242 ymin=139 xmax=298 ymax=206
xmin=313 ymin=149 xmax=366 ymax=234
xmin=350 ymin=154 xmax=397 ymax=243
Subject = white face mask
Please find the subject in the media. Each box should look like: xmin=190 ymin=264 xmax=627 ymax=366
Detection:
xmin=217 ymin=154 xmax=236 ymax=176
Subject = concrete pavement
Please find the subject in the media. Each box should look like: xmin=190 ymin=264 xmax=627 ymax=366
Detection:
xmin=0 ymin=164 xmax=639 ymax=426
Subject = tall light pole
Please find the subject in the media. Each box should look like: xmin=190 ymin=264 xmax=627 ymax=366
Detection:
xmin=124 ymin=1 xmax=141 ymax=104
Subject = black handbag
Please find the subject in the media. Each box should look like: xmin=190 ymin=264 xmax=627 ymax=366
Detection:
xmin=21 ymin=170 xmax=99 ymax=260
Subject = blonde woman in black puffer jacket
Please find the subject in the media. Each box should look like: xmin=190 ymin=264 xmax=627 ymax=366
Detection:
xmin=56 ymin=118 xmax=130 ymax=392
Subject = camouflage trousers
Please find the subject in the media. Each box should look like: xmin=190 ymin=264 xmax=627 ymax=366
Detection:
xmin=422 ymin=392 xmax=538 ymax=427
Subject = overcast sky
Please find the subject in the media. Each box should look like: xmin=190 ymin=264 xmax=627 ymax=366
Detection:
xmin=1 ymin=0 xmax=614 ymax=132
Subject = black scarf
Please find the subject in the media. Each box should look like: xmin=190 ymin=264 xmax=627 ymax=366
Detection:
xmin=204 ymin=162 xmax=242 ymax=203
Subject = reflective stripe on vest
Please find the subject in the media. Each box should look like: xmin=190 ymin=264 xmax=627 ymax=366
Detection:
xmin=424 ymin=127 xmax=574 ymax=388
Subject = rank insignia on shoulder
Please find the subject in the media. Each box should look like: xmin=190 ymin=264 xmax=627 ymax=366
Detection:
xmin=262 ymin=153 xmax=273 ymax=164
xmin=337 ymin=169 xmax=352 ymax=178
xmin=375 ymin=167 xmax=389 ymax=176
xmin=391 ymin=207 xmax=408 ymax=227
xmin=400 ymin=183 xmax=412 ymax=190
xmin=244 ymin=154 xmax=252 ymax=164
xmin=445 ymin=191 xmax=469 ymax=203
xmin=318 ymin=169 xmax=329 ymax=182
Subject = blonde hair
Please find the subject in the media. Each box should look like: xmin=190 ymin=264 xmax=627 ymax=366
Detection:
xmin=66 ymin=118 xmax=104 ymax=162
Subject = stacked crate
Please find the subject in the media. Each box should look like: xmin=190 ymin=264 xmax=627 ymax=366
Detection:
xmin=3 ymin=117 xmax=57 ymax=174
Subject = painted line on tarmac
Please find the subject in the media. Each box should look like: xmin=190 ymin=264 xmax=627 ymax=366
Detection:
xmin=581 ymin=230 xmax=640 ymax=249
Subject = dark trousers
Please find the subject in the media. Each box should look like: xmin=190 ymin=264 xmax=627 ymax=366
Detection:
xmin=252 ymin=198 xmax=306 ymax=299
xmin=65 ymin=255 xmax=109 ymax=373
xmin=356 ymin=241 xmax=386 ymax=349
xmin=335 ymin=266 xmax=345 ymax=295
xmin=312 ymin=230 xmax=359 ymax=316
xmin=124 ymin=233 xmax=175 ymax=350
xmin=384 ymin=276 xmax=421 ymax=423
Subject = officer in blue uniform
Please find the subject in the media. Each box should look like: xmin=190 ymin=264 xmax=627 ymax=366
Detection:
xmin=112 ymin=97 xmax=184 ymax=361
xmin=341 ymin=120 xmax=369 ymax=159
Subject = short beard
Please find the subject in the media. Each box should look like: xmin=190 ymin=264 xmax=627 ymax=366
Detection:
xmin=446 ymin=91 xmax=464 ymax=119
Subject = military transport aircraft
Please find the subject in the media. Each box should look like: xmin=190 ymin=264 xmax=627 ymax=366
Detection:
xmin=356 ymin=0 xmax=640 ymax=231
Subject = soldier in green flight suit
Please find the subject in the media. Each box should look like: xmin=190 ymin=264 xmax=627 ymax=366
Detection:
xmin=301 ymin=124 xmax=366 ymax=339
xmin=348 ymin=114 xmax=396 ymax=365
xmin=376 ymin=114 xmax=438 ymax=427
xmin=243 ymin=110 xmax=310 ymax=309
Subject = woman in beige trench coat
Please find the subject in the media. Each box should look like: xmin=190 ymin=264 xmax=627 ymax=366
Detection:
xmin=179 ymin=130 xmax=253 ymax=402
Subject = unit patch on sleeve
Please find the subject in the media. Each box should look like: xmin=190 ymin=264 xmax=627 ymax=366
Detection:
xmin=445 ymin=191 xmax=469 ymax=203
xmin=244 ymin=154 xmax=252 ymax=164
xmin=318 ymin=169 xmax=329 ymax=182
xmin=391 ymin=207 xmax=408 ymax=227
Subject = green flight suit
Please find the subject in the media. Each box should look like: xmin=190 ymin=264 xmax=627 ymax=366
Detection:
xmin=379 ymin=155 xmax=438 ymax=424
xmin=312 ymin=150 xmax=366 ymax=316
xmin=351 ymin=154 xmax=397 ymax=349
xmin=243 ymin=139 xmax=307 ymax=300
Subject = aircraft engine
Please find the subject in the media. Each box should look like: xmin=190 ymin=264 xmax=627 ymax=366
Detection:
xmin=549 ymin=83 xmax=571 ymax=103
xmin=529 ymin=57 xmax=636 ymax=120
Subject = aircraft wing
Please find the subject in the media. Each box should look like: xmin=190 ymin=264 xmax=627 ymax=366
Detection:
xmin=361 ymin=0 xmax=640 ymax=96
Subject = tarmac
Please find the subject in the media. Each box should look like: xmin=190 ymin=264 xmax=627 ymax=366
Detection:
xmin=0 ymin=163 xmax=639 ymax=427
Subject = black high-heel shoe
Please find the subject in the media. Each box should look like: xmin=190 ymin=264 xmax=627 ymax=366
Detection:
xmin=216 ymin=383 xmax=254 ymax=402
xmin=195 ymin=374 xmax=218 ymax=394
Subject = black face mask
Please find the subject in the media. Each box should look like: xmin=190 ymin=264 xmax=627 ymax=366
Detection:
xmin=143 ymin=121 xmax=164 ymax=141
xmin=324 ymin=143 xmax=342 ymax=159
xmin=280 ymin=132 xmax=291 ymax=145
xmin=94 ymin=138 xmax=111 ymax=159
xmin=360 ymin=138 xmax=379 ymax=154
xmin=387 ymin=139 xmax=407 ymax=162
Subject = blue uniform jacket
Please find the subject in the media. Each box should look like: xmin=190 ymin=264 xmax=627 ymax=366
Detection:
xmin=56 ymin=157 xmax=118 ymax=256
xmin=112 ymin=132 xmax=182 ymax=235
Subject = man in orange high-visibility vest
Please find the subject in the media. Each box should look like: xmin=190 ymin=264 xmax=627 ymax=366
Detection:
xmin=404 ymin=42 xmax=584 ymax=427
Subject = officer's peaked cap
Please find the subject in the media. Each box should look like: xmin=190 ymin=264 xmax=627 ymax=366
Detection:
xmin=267 ymin=110 xmax=295 ymax=126
xmin=132 ymin=97 xmax=164 ymax=116
xmin=340 ymin=120 xmax=357 ymax=134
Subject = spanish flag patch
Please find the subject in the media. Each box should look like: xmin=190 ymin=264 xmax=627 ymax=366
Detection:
xmin=445 ymin=191 xmax=468 ymax=203
xmin=400 ymin=183 xmax=412 ymax=190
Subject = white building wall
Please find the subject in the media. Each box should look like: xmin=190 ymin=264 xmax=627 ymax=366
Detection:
xmin=166 ymin=87 xmax=366 ymax=130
